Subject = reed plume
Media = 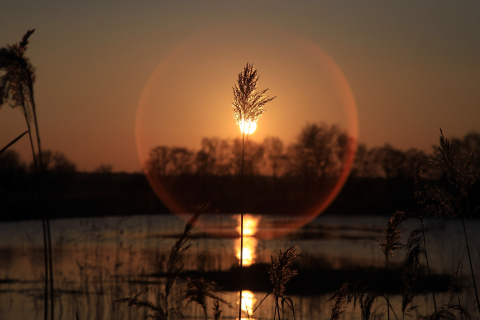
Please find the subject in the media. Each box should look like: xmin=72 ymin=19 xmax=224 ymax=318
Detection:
xmin=0 ymin=29 xmax=54 ymax=320
xmin=328 ymin=281 xmax=387 ymax=320
xmin=378 ymin=210 xmax=405 ymax=320
xmin=232 ymin=63 xmax=275 ymax=133
xmin=118 ymin=206 xmax=229 ymax=320
xmin=416 ymin=129 xmax=480 ymax=316
xmin=231 ymin=63 xmax=275 ymax=320
xmin=212 ymin=299 xmax=223 ymax=320
xmin=268 ymin=245 xmax=300 ymax=320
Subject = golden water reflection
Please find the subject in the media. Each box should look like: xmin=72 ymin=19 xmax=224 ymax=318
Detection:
xmin=237 ymin=290 xmax=257 ymax=320
xmin=235 ymin=214 xmax=260 ymax=266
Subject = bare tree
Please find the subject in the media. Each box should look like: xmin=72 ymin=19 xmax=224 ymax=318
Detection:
xmin=287 ymin=123 xmax=348 ymax=180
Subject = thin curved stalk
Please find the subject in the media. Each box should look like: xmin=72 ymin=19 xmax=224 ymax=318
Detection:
xmin=462 ymin=218 xmax=480 ymax=317
xmin=419 ymin=217 xmax=437 ymax=317
xmin=386 ymin=296 xmax=399 ymax=320
xmin=20 ymin=99 xmax=49 ymax=320
xmin=0 ymin=130 xmax=28 ymax=155
xmin=239 ymin=131 xmax=245 ymax=320
xmin=29 ymin=84 xmax=54 ymax=320
xmin=386 ymin=258 xmax=390 ymax=320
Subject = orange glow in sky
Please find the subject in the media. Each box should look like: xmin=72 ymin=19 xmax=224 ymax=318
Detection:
xmin=2 ymin=2 xmax=480 ymax=173
xmin=136 ymin=24 xmax=359 ymax=232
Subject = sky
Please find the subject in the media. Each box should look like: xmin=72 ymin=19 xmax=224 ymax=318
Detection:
xmin=1 ymin=0 xmax=480 ymax=173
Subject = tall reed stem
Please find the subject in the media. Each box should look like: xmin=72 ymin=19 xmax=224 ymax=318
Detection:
xmin=419 ymin=217 xmax=437 ymax=316
xmin=239 ymin=132 xmax=245 ymax=320
xmin=0 ymin=130 xmax=28 ymax=155
xmin=461 ymin=218 xmax=480 ymax=317
xmin=28 ymin=87 xmax=54 ymax=320
xmin=386 ymin=258 xmax=390 ymax=320
xmin=20 ymin=97 xmax=50 ymax=320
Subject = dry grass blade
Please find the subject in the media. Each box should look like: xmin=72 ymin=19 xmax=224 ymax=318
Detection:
xmin=328 ymin=281 xmax=385 ymax=320
xmin=401 ymin=228 xmax=424 ymax=316
xmin=212 ymin=299 xmax=223 ymax=320
xmin=267 ymin=245 xmax=300 ymax=320
xmin=117 ymin=209 xmax=205 ymax=320
xmin=424 ymin=129 xmax=480 ymax=219
xmin=185 ymin=277 xmax=231 ymax=320
xmin=0 ymin=130 xmax=28 ymax=155
xmin=269 ymin=246 xmax=300 ymax=298
xmin=378 ymin=210 xmax=405 ymax=260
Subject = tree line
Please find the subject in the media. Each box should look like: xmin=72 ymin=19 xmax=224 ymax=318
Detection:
xmin=147 ymin=124 xmax=480 ymax=181
xmin=148 ymin=123 xmax=351 ymax=180
xmin=2 ymin=126 xmax=480 ymax=181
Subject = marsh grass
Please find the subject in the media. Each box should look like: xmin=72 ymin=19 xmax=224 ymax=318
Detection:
xmin=0 ymin=29 xmax=54 ymax=320
xmin=416 ymin=129 xmax=480 ymax=316
xmin=328 ymin=129 xmax=479 ymax=320
xmin=251 ymin=245 xmax=300 ymax=320
xmin=401 ymin=215 xmax=439 ymax=318
xmin=378 ymin=210 xmax=405 ymax=320
xmin=116 ymin=210 xmax=230 ymax=320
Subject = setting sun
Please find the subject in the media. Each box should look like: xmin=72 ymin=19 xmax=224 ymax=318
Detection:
xmin=238 ymin=119 xmax=257 ymax=135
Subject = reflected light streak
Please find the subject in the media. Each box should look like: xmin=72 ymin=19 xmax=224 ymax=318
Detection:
xmin=235 ymin=214 xmax=260 ymax=266
xmin=237 ymin=290 xmax=257 ymax=320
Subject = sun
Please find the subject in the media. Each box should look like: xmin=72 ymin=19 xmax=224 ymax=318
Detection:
xmin=238 ymin=119 xmax=257 ymax=135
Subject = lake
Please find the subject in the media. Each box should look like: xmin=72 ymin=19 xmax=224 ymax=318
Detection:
xmin=0 ymin=213 xmax=478 ymax=320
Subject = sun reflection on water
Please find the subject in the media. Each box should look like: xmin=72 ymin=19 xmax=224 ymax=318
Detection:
xmin=235 ymin=214 xmax=260 ymax=266
xmin=237 ymin=290 xmax=257 ymax=320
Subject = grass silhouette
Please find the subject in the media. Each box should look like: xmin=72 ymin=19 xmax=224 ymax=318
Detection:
xmin=0 ymin=29 xmax=54 ymax=320
xmin=232 ymin=63 xmax=276 ymax=320
xmin=327 ymin=128 xmax=479 ymax=320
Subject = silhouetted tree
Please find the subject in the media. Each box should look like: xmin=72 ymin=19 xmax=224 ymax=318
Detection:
xmin=195 ymin=138 xmax=232 ymax=176
xmin=170 ymin=147 xmax=194 ymax=175
xmin=30 ymin=150 xmax=76 ymax=173
xmin=231 ymin=138 xmax=265 ymax=176
xmin=0 ymin=149 xmax=25 ymax=172
xmin=263 ymin=137 xmax=287 ymax=177
xmin=452 ymin=131 xmax=480 ymax=170
xmin=94 ymin=163 xmax=113 ymax=174
xmin=351 ymin=143 xmax=373 ymax=177
xmin=148 ymin=146 xmax=171 ymax=176
xmin=287 ymin=123 xmax=348 ymax=180
xmin=353 ymin=144 xmax=432 ymax=180
xmin=371 ymin=144 xmax=406 ymax=179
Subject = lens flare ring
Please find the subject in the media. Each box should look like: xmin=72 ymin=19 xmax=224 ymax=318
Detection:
xmin=136 ymin=22 xmax=358 ymax=239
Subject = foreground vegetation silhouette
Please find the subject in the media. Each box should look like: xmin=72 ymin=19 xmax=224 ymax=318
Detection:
xmin=0 ymin=29 xmax=55 ymax=320
xmin=328 ymin=129 xmax=480 ymax=320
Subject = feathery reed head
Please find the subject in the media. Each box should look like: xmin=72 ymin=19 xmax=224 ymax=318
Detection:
xmin=268 ymin=245 xmax=300 ymax=298
xmin=378 ymin=210 xmax=405 ymax=260
xmin=232 ymin=63 xmax=275 ymax=135
xmin=0 ymin=29 xmax=36 ymax=110
xmin=212 ymin=299 xmax=223 ymax=320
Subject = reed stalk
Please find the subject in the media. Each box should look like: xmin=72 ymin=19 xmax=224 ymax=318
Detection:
xmin=231 ymin=63 xmax=275 ymax=319
xmin=0 ymin=29 xmax=54 ymax=320
xmin=419 ymin=216 xmax=438 ymax=316
xmin=0 ymin=130 xmax=28 ymax=155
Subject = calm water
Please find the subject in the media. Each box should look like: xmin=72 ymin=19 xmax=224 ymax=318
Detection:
xmin=0 ymin=213 xmax=479 ymax=320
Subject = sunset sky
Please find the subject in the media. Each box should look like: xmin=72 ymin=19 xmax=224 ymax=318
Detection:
xmin=1 ymin=0 xmax=479 ymax=172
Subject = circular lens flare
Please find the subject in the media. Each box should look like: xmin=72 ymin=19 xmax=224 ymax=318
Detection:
xmin=136 ymin=23 xmax=358 ymax=239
